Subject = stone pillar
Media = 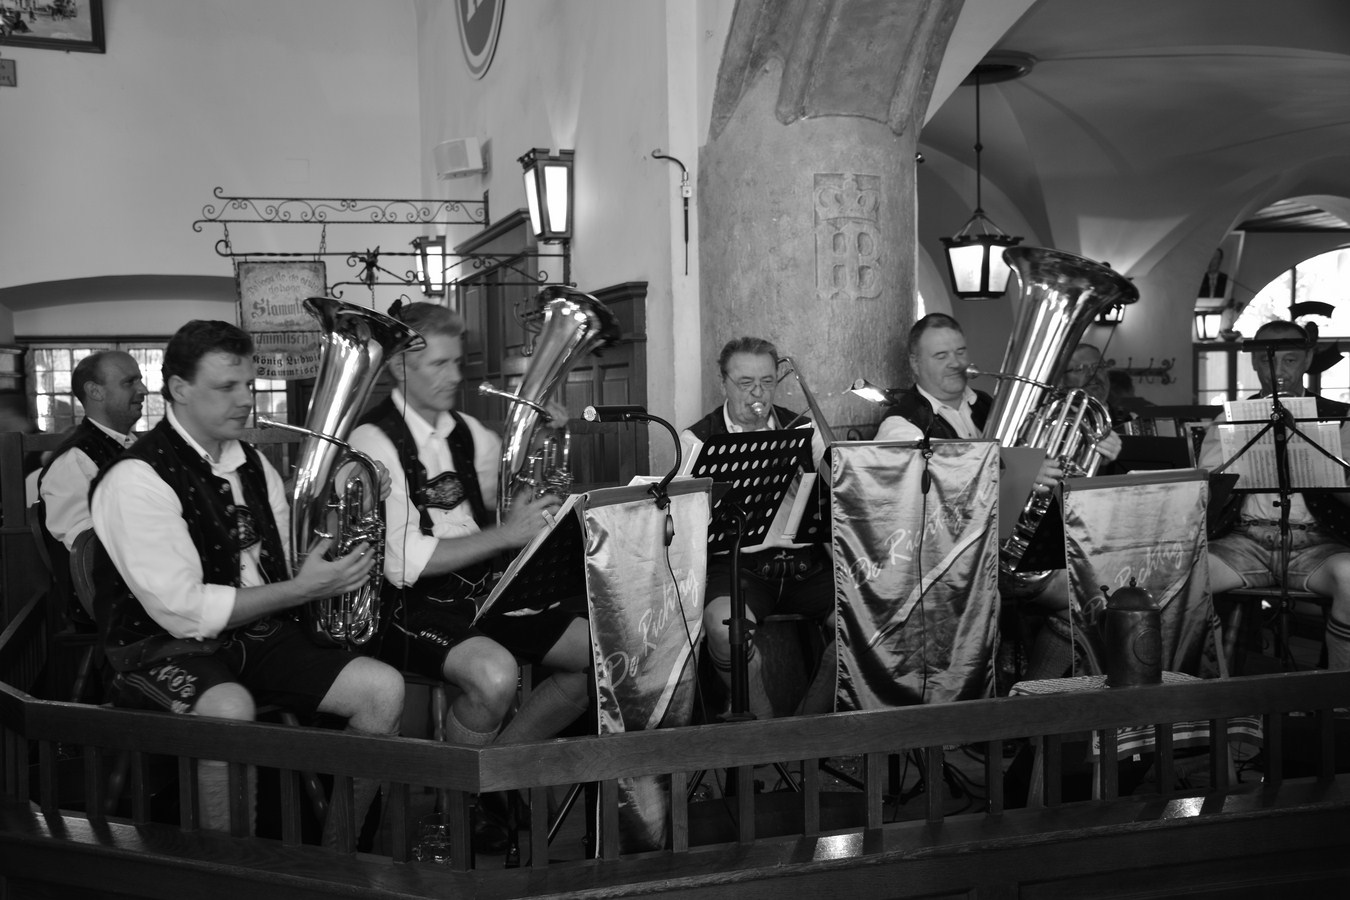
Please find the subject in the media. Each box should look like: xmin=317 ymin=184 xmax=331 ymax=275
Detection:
xmin=699 ymin=0 xmax=960 ymax=430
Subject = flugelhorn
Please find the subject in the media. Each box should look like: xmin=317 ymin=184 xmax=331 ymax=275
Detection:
xmin=266 ymin=297 xmax=423 ymax=648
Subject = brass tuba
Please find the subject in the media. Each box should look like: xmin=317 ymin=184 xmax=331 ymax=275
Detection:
xmin=478 ymin=285 xmax=620 ymax=522
xmin=261 ymin=297 xmax=424 ymax=648
xmin=977 ymin=246 xmax=1138 ymax=586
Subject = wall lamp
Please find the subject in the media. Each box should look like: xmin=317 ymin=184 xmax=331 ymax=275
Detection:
xmin=1096 ymin=304 xmax=1126 ymax=326
xmin=519 ymin=148 xmax=574 ymax=242
xmin=411 ymin=234 xmax=446 ymax=297
xmin=1194 ymin=310 xmax=1222 ymax=341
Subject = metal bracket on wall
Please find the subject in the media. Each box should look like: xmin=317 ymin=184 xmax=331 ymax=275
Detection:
xmin=192 ymin=186 xmax=570 ymax=291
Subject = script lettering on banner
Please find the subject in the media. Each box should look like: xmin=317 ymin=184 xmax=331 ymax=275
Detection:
xmin=1061 ymin=470 xmax=1217 ymax=676
xmin=235 ymin=260 xmax=326 ymax=380
xmin=583 ymin=484 xmax=708 ymax=853
xmin=832 ymin=440 xmax=1001 ymax=709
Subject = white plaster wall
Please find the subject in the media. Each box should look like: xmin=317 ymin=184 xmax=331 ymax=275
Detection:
xmin=416 ymin=0 xmax=714 ymax=471
xmin=0 ymin=0 xmax=421 ymax=336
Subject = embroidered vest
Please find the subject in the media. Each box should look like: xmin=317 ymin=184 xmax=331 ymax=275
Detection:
xmin=93 ymin=421 xmax=287 ymax=671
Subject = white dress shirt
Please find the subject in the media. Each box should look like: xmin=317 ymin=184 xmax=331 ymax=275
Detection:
xmin=348 ymin=390 xmax=501 ymax=589
xmin=90 ymin=407 xmax=289 ymax=641
xmin=873 ymin=384 xmax=983 ymax=441
xmin=40 ymin=418 xmax=136 ymax=549
xmin=679 ymin=403 xmax=826 ymax=553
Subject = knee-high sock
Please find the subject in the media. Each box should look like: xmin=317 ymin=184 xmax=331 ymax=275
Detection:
xmin=1326 ymin=615 xmax=1350 ymax=671
xmin=322 ymin=724 xmax=396 ymax=852
xmin=709 ymin=641 xmax=774 ymax=719
xmin=197 ymin=759 xmax=255 ymax=835
xmin=496 ymin=672 xmax=590 ymax=744
xmin=445 ymin=704 xmax=498 ymax=747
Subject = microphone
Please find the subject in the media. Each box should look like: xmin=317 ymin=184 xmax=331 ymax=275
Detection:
xmin=919 ymin=411 xmax=940 ymax=495
xmin=583 ymin=405 xmax=648 ymax=423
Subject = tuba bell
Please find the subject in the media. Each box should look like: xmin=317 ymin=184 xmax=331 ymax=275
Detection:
xmin=977 ymin=247 xmax=1139 ymax=588
xmin=478 ymin=285 xmax=620 ymax=522
xmin=261 ymin=297 xmax=424 ymax=648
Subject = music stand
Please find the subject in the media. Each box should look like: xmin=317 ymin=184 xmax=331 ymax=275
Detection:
xmin=1211 ymin=338 xmax=1350 ymax=667
xmin=473 ymin=497 xmax=587 ymax=624
xmin=688 ymin=429 xmax=811 ymax=720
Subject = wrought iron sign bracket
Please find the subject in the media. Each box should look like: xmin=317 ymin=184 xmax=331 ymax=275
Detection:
xmin=193 ymin=187 xmax=570 ymax=291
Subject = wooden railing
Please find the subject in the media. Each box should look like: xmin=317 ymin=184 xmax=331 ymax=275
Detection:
xmin=3 ymin=578 xmax=1350 ymax=898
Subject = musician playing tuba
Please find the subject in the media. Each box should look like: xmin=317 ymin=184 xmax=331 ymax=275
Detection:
xmin=876 ymin=313 xmax=1118 ymax=680
xmin=680 ymin=337 xmax=837 ymax=720
xmin=91 ymin=320 xmax=405 ymax=843
xmin=347 ymin=302 xmax=591 ymax=852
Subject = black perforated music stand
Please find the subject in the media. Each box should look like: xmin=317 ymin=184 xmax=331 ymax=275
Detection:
xmin=473 ymin=505 xmax=587 ymax=624
xmin=689 ymin=429 xmax=811 ymax=721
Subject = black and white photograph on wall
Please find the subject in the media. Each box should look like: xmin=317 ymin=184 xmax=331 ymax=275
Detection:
xmin=0 ymin=0 xmax=104 ymax=53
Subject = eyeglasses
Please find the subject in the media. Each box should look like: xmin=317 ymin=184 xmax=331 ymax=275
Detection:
xmin=726 ymin=376 xmax=777 ymax=395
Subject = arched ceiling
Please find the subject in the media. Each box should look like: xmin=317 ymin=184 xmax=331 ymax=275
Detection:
xmin=921 ymin=0 xmax=1350 ymax=274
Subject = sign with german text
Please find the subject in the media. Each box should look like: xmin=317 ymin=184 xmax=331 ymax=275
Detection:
xmin=234 ymin=260 xmax=326 ymax=380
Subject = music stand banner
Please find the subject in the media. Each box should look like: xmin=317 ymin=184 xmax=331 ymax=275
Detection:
xmin=832 ymin=441 xmax=1000 ymax=709
xmin=581 ymin=481 xmax=710 ymax=852
xmin=1061 ymin=469 xmax=1217 ymax=676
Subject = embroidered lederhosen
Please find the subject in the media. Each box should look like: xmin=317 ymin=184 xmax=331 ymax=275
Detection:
xmin=92 ymin=421 xmax=288 ymax=672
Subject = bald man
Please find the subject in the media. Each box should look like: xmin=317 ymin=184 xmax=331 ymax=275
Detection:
xmin=40 ymin=351 xmax=149 ymax=552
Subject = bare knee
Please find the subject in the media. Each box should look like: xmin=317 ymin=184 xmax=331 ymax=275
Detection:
xmin=319 ymin=657 xmax=405 ymax=734
xmin=444 ymin=640 xmax=518 ymax=715
xmin=194 ymin=682 xmax=255 ymax=721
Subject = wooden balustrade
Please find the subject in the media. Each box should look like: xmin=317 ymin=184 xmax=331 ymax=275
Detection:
xmin=4 ymin=579 xmax=1350 ymax=898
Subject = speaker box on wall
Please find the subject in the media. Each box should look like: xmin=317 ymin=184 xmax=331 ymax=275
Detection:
xmin=435 ymin=137 xmax=486 ymax=179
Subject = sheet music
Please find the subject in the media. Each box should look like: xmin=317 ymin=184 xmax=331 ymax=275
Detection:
xmin=1219 ymin=397 xmax=1346 ymax=489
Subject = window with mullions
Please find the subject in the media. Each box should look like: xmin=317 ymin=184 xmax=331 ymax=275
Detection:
xmin=1196 ymin=248 xmax=1350 ymax=405
xmin=26 ymin=342 xmax=291 ymax=437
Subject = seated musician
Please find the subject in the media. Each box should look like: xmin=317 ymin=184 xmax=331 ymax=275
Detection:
xmin=91 ymin=320 xmax=404 ymax=842
xmin=348 ymin=302 xmax=591 ymax=845
xmin=875 ymin=314 xmax=1110 ymax=680
xmin=1202 ymin=320 xmax=1350 ymax=671
xmin=40 ymin=352 xmax=149 ymax=583
xmin=680 ymin=336 xmax=834 ymax=719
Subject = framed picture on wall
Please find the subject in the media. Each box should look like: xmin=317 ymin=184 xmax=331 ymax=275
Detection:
xmin=1197 ymin=232 xmax=1244 ymax=303
xmin=0 ymin=0 xmax=105 ymax=54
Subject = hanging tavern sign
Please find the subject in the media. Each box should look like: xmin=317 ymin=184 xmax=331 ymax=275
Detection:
xmin=235 ymin=260 xmax=326 ymax=380
xmin=458 ymin=0 xmax=504 ymax=80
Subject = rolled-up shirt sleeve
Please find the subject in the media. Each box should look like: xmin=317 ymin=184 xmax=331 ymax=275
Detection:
xmin=90 ymin=459 xmax=236 ymax=640
xmin=349 ymin=422 xmax=439 ymax=588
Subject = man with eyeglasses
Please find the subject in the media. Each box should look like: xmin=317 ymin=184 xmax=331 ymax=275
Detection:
xmin=680 ymin=336 xmax=834 ymax=719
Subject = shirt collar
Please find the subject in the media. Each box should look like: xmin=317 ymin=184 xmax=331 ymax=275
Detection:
xmin=916 ymin=383 xmax=977 ymax=413
xmin=166 ymin=406 xmax=247 ymax=474
xmin=721 ymin=401 xmax=779 ymax=434
xmin=392 ymin=388 xmax=457 ymax=445
xmin=89 ymin=417 xmax=135 ymax=448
